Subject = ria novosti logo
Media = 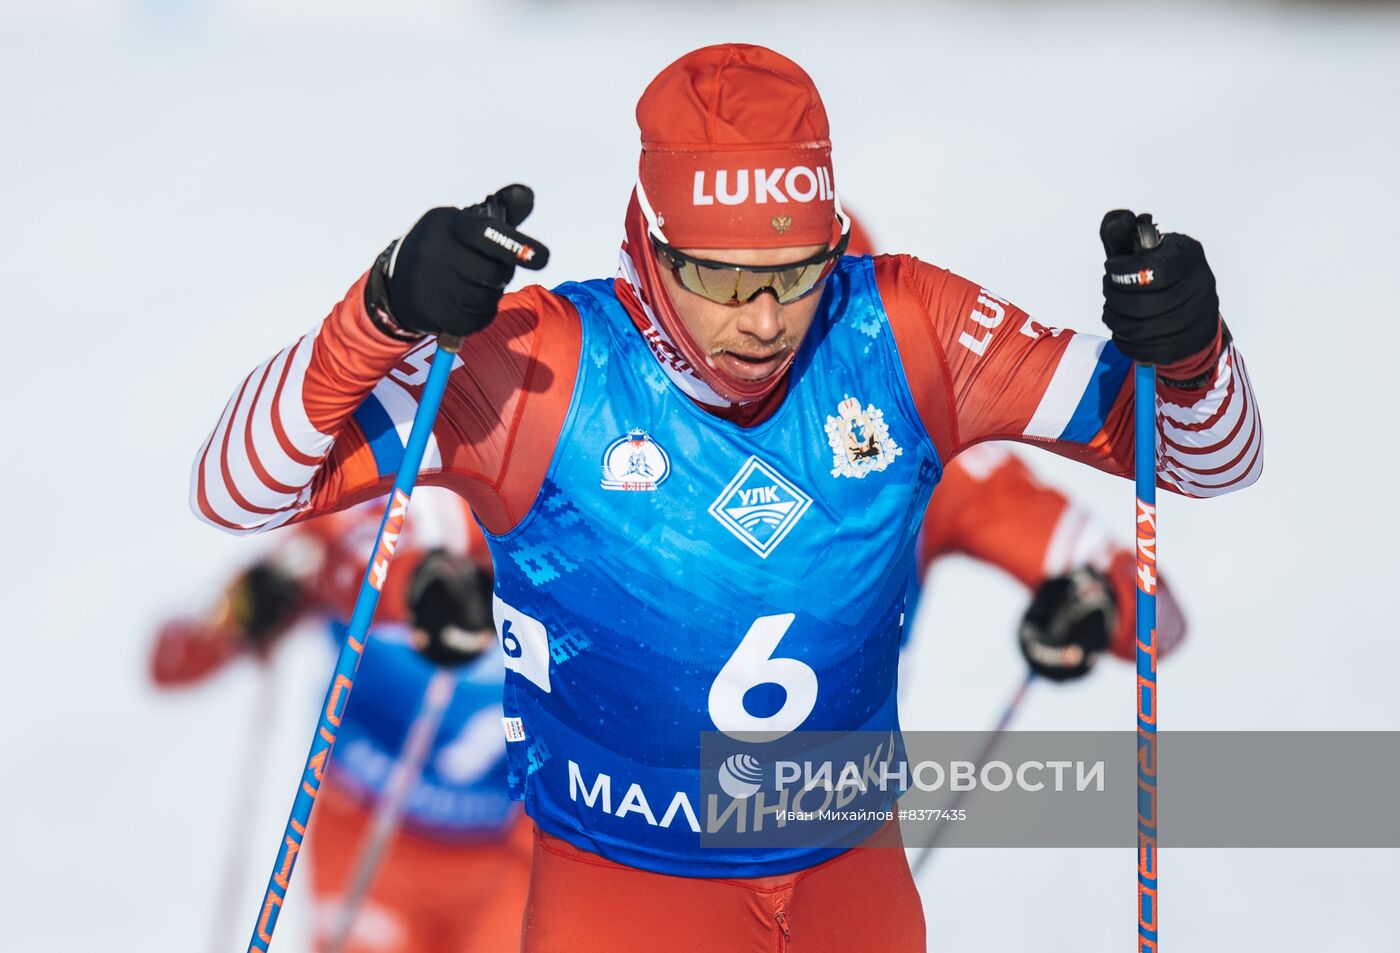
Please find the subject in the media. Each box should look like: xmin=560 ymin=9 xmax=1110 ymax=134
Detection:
xmin=717 ymin=753 xmax=765 ymax=799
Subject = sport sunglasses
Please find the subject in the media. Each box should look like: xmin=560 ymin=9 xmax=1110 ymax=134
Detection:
xmin=637 ymin=181 xmax=852 ymax=306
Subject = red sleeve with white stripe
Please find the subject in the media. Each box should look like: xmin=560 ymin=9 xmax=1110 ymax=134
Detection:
xmin=190 ymin=272 xmax=581 ymax=537
xmin=190 ymin=273 xmax=412 ymax=534
xmin=877 ymin=255 xmax=1262 ymax=498
xmin=918 ymin=445 xmax=1186 ymax=661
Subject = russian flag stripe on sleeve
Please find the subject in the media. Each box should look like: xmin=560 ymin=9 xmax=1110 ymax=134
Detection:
xmin=1024 ymin=335 xmax=1131 ymax=444
xmin=353 ymin=394 xmax=407 ymax=479
xmin=1061 ymin=343 xmax=1132 ymax=444
xmin=372 ymin=376 xmax=445 ymax=474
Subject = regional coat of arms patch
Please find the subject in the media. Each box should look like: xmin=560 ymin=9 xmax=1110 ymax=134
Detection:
xmin=824 ymin=395 xmax=902 ymax=478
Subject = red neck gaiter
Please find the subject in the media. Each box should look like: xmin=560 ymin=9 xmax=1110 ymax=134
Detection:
xmin=615 ymin=43 xmax=840 ymax=415
xmin=615 ymin=190 xmax=801 ymax=410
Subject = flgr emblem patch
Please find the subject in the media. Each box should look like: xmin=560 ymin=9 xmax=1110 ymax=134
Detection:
xmin=601 ymin=429 xmax=671 ymax=491
xmin=708 ymin=456 xmax=813 ymax=559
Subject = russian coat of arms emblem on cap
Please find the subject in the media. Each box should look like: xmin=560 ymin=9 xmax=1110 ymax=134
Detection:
xmin=825 ymin=396 xmax=902 ymax=479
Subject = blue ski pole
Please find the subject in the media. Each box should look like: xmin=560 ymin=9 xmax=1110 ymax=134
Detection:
xmin=244 ymin=334 xmax=461 ymax=953
xmin=1103 ymin=209 xmax=1163 ymax=951
xmin=1131 ymin=208 xmax=1161 ymax=950
xmin=1135 ymin=358 xmax=1159 ymax=952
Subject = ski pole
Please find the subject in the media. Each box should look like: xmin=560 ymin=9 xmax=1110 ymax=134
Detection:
xmin=323 ymin=667 xmax=457 ymax=953
xmin=1133 ymin=223 xmax=1161 ymax=953
xmin=208 ymin=660 xmax=279 ymax=953
xmin=910 ymin=670 xmax=1035 ymax=878
xmin=244 ymin=334 xmax=462 ymax=953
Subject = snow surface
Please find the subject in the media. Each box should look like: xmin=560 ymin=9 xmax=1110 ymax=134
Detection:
xmin=1 ymin=1 xmax=1396 ymax=950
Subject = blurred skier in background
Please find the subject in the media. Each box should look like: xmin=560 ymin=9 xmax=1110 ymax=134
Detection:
xmin=151 ymin=488 xmax=528 ymax=953
xmin=909 ymin=441 xmax=1187 ymax=688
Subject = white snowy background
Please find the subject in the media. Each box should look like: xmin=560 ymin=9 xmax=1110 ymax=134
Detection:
xmin=1 ymin=0 xmax=1396 ymax=950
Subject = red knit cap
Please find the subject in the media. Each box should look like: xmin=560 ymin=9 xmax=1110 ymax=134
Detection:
xmin=636 ymin=44 xmax=838 ymax=249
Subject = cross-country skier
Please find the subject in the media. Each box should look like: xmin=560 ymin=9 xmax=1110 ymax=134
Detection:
xmin=191 ymin=44 xmax=1260 ymax=953
xmin=153 ymin=488 xmax=530 ymax=953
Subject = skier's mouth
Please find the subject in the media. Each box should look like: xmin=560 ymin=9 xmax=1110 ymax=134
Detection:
xmin=712 ymin=349 xmax=788 ymax=381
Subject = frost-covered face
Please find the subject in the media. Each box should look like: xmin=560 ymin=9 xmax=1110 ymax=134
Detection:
xmin=656 ymin=243 xmax=827 ymax=384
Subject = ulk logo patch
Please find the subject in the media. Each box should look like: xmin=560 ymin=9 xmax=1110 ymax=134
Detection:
xmin=708 ymin=456 xmax=813 ymax=559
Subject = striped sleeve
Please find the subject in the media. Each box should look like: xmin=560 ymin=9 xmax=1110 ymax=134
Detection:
xmin=190 ymin=328 xmax=331 ymax=534
xmin=1155 ymin=341 xmax=1262 ymax=497
xmin=877 ymin=256 xmax=1262 ymax=499
xmin=190 ymin=273 xmax=431 ymax=534
xmin=190 ymin=275 xmax=582 ymax=537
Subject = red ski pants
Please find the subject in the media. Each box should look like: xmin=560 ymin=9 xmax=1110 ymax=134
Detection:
xmin=520 ymin=820 xmax=926 ymax=952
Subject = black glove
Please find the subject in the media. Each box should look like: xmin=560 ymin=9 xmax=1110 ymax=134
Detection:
xmin=406 ymin=549 xmax=495 ymax=668
xmin=1100 ymin=209 xmax=1220 ymax=366
xmin=366 ymin=184 xmax=551 ymax=339
xmin=1017 ymin=566 xmax=1118 ymax=682
xmin=224 ymin=563 xmax=305 ymax=652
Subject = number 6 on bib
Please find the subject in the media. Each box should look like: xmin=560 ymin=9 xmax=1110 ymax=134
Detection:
xmin=708 ymin=613 xmax=818 ymax=739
